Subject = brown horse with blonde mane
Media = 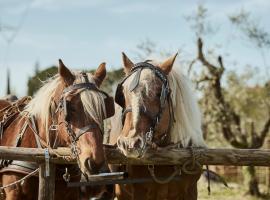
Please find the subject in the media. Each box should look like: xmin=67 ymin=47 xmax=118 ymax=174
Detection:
xmin=0 ymin=60 xmax=115 ymax=200
xmin=110 ymin=53 xmax=206 ymax=200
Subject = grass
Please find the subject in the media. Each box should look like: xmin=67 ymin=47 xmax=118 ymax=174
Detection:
xmin=198 ymin=178 xmax=270 ymax=200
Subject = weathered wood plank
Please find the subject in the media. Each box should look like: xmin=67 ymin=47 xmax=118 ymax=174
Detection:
xmin=105 ymin=147 xmax=270 ymax=166
xmin=0 ymin=146 xmax=270 ymax=166
xmin=0 ymin=146 xmax=75 ymax=164
xmin=38 ymin=163 xmax=55 ymax=200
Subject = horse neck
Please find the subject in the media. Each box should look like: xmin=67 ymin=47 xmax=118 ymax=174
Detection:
xmin=0 ymin=115 xmax=41 ymax=148
xmin=0 ymin=112 xmax=61 ymax=149
xmin=0 ymin=100 xmax=11 ymax=109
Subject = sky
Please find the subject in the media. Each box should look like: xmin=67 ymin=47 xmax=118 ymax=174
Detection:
xmin=0 ymin=0 xmax=269 ymax=96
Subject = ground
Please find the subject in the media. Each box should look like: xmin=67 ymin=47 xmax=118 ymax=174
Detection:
xmin=198 ymin=178 xmax=270 ymax=200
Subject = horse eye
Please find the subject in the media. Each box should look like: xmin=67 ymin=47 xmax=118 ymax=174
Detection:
xmin=69 ymin=104 xmax=76 ymax=113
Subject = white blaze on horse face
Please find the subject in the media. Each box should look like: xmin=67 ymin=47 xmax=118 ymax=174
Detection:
xmin=131 ymin=92 xmax=140 ymax=132
xmin=125 ymin=69 xmax=158 ymax=135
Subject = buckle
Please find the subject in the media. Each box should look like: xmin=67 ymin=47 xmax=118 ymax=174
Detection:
xmin=44 ymin=148 xmax=50 ymax=177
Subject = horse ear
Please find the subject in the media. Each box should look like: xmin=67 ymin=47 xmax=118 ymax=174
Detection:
xmin=58 ymin=59 xmax=74 ymax=86
xmin=160 ymin=53 xmax=178 ymax=74
xmin=122 ymin=52 xmax=134 ymax=74
xmin=94 ymin=62 xmax=106 ymax=87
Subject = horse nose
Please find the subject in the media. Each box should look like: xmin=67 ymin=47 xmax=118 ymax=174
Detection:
xmin=84 ymin=158 xmax=100 ymax=175
xmin=117 ymin=136 xmax=144 ymax=151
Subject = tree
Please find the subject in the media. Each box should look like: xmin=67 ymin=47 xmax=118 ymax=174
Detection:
xmin=229 ymin=9 xmax=270 ymax=79
xmin=192 ymin=37 xmax=270 ymax=197
xmin=186 ymin=5 xmax=270 ymax=197
xmin=27 ymin=66 xmax=57 ymax=96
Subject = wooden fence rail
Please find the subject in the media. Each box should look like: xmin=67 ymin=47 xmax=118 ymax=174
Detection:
xmin=1 ymin=146 xmax=270 ymax=166
xmin=1 ymin=145 xmax=270 ymax=200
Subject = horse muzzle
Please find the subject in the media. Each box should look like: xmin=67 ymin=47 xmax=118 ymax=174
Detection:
xmin=117 ymin=135 xmax=146 ymax=158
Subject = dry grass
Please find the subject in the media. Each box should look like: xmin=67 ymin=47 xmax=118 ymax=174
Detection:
xmin=198 ymin=178 xmax=270 ymax=200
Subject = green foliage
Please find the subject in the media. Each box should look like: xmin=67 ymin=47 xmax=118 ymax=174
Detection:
xmin=226 ymin=69 xmax=270 ymax=127
xmin=184 ymin=4 xmax=216 ymax=38
xmin=27 ymin=66 xmax=58 ymax=96
xmin=229 ymin=9 xmax=270 ymax=49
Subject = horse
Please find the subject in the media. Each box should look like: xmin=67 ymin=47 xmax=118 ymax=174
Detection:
xmin=0 ymin=60 xmax=115 ymax=200
xmin=110 ymin=53 xmax=206 ymax=200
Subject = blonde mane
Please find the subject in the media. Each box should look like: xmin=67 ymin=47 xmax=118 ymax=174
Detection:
xmin=24 ymin=71 xmax=107 ymax=133
xmin=167 ymin=67 xmax=206 ymax=147
xmin=121 ymin=61 xmax=206 ymax=148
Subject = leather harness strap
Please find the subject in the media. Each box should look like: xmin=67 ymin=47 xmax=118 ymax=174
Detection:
xmin=0 ymin=97 xmax=42 ymax=172
xmin=29 ymin=115 xmax=42 ymax=148
xmin=0 ymin=97 xmax=31 ymax=140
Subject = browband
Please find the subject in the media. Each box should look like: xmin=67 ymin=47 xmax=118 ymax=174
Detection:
xmin=129 ymin=62 xmax=170 ymax=107
xmin=63 ymin=82 xmax=109 ymax=97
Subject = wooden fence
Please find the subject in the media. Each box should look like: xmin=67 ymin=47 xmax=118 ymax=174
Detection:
xmin=1 ymin=145 xmax=270 ymax=199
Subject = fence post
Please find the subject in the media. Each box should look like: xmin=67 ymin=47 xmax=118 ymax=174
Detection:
xmin=38 ymin=163 xmax=56 ymax=200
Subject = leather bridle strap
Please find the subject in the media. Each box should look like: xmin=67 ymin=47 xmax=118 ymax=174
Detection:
xmin=63 ymin=83 xmax=109 ymax=98
xmin=121 ymin=106 xmax=157 ymax=126
xmin=72 ymin=124 xmax=99 ymax=142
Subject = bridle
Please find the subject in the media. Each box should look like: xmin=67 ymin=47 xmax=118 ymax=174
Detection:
xmin=53 ymin=72 xmax=114 ymax=167
xmin=115 ymin=62 xmax=174 ymax=156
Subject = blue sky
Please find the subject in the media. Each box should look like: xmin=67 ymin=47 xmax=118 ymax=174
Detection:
xmin=0 ymin=0 xmax=269 ymax=96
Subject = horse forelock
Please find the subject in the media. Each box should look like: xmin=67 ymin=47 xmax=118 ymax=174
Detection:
xmin=23 ymin=71 xmax=107 ymax=132
xmin=123 ymin=69 xmax=159 ymax=128
xmin=76 ymin=73 xmax=106 ymax=128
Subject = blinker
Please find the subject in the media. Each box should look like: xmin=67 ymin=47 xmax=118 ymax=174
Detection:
xmin=129 ymin=68 xmax=143 ymax=92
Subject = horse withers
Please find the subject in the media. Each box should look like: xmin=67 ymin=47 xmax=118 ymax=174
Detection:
xmin=110 ymin=53 xmax=206 ymax=200
xmin=0 ymin=60 xmax=115 ymax=200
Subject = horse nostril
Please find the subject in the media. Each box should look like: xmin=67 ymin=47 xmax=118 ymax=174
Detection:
xmin=133 ymin=138 xmax=143 ymax=149
xmin=84 ymin=158 xmax=99 ymax=175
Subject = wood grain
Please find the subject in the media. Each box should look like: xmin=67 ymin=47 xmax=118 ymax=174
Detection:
xmin=0 ymin=146 xmax=270 ymax=166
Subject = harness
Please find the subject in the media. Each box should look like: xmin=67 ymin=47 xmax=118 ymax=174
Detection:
xmin=0 ymin=97 xmax=38 ymax=169
xmin=0 ymin=97 xmax=31 ymax=140
xmin=115 ymin=62 xmax=175 ymax=156
xmin=0 ymin=72 xmax=115 ymax=179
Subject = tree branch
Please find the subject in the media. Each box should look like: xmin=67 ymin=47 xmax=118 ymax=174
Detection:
xmin=197 ymin=38 xmax=220 ymax=75
xmin=196 ymin=37 xmax=247 ymax=148
xmin=259 ymin=116 xmax=270 ymax=145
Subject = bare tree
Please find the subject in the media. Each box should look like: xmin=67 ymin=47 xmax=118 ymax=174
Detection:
xmin=193 ymin=37 xmax=270 ymax=196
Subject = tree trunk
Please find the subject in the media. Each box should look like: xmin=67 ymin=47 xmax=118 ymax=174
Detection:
xmin=244 ymin=166 xmax=261 ymax=197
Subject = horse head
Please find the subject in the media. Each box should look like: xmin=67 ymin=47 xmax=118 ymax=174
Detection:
xmin=27 ymin=60 xmax=115 ymax=178
xmin=115 ymin=53 xmax=178 ymax=158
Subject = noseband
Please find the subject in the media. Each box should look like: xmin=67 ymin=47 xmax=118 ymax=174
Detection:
xmin=115 ymin=62 xmax=174 ymax=155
